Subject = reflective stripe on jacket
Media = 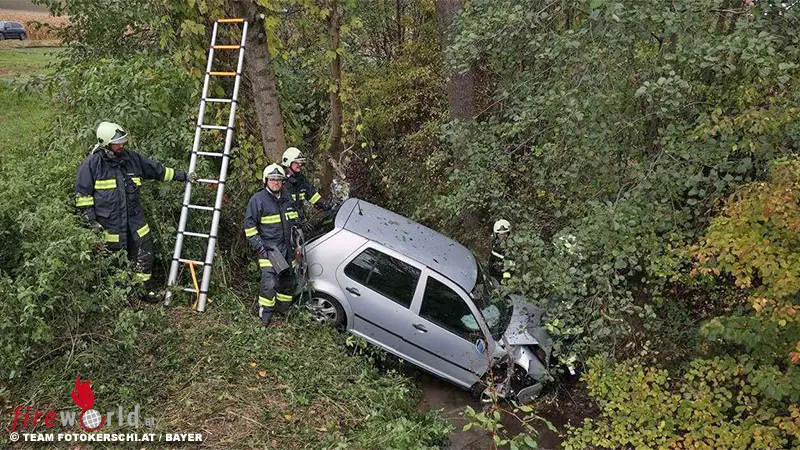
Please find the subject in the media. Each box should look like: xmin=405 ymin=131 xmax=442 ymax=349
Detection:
xmin=285 ymin=172 xmax=321 ymax=220
xmin=75 ymin=148 xmax=178 ymax=248
xmin=243 ymin=188 xmax=299 ymax=259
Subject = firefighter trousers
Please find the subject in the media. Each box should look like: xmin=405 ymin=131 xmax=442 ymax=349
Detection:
xmin=258 ymin=265 xmax=296 ymax=323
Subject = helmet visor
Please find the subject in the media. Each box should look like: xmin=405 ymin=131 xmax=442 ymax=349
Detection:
xmin=108 ymin=129 xmax=128 ymax=144
xmin=265 ymin=169 xmax=285 ymax=181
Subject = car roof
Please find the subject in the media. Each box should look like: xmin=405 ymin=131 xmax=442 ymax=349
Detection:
xmin=335 ymin=198 xmax=478 ymax=292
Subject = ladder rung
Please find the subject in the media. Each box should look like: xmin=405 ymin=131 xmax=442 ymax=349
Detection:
xmin=204 ymin=98 xmax=233 ymax=103
xmin=183 ymin=231 xmax=211 ymax=239
xmin=209 ymin=71 xmax=237 ymax=77
xmin=197 ymin=178 xmax=221 ymax=185
xmin=217 ymin=18 xmax=244 ymax=23
xmin=187 ymin=204 xmax=214 ymax=211
xmin=197 ymin=151 xmax=227 ymax=157
xmin=179 ymin=258 xmax=206 ymax=266
xmin=199 ymin=125 xmax=228 ymax=130
xmin=213 ymin=45 xmax=241 ymax=50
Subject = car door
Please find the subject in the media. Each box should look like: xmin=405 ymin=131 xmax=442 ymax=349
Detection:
xmin=335 ymin=245 xmax=423 ymax=355
xmin=402 ymin=271 xmax=491 ymax=388
xmin=7 ymin=23 xmax=19 ymax=38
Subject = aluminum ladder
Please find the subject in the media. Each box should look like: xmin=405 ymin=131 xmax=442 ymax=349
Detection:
xmin=165 ymin=18 xmax=249 ymax=311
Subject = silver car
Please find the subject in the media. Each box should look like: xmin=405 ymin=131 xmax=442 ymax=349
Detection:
xmin=304 ymin=199 xmax=552 ymax=404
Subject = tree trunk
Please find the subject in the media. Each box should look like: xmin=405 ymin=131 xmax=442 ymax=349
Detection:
xmin=435 ymin=0 xmax=476 ymax=121
xmin=232 ymin=0 xmax=286 ymax=161
xmin=322 ymin=0 xmax=343 ymax=198
xmin=396 ymin=0 xmax=403 ymax=46
xmin=435 ymin=0 xmax=483 ymax=233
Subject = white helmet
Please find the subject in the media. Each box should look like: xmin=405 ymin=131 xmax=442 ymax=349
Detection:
xmin=493 ymin=219 xmax=511 ymax=235
xmin=281 ymin=147 xmax=306 ymax=167
xmin=96 ymin=121 xmax=128 ymax=146
xmin=262 ymin=163 xmax=286 ymax=184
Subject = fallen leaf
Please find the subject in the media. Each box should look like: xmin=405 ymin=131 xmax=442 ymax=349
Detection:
xmin=258 ymin=371 xmax=266 ymax=377
xmin=283 ymin=414 xmax=293 ymax=421
xmin=249 ymin=361 xmax=257 ymax=368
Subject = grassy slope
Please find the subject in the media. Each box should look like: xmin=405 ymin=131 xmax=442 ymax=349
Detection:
xmin=0 ymin=65 xmax=449 ymax=448
xmin=0 ymin=47 xmax=59 ymax=79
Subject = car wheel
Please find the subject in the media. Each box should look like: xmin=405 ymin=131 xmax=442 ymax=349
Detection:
xmin=0 ymin=33 xmax=5 ymax=41
xmin=307 ymin=292 xmax=346 ymax=330
xmin=19 ymin=32 xmax=27 ymax=41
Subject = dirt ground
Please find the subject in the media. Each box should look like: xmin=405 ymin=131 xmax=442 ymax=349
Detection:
xmin=416 ymin=369 xmax=596 ymax=450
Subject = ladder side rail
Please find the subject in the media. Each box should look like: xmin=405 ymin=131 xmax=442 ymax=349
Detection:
xmin=165 ymin=22 xmax=220 ymax=305
xmin=196 ymin=21 xmax=248 ymax=312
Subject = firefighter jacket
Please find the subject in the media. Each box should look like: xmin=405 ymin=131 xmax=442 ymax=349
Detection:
xmin=75 ymin=147 xmax=184 ymax=248
xmin=285 ymin=171 xmax=323 ymax=220
xmin=243 ymin=188 xmax=300 ymax=266
xmin=489 ymin=237 xmax=513 ymax=281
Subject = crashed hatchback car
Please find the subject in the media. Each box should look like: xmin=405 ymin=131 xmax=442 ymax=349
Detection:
xmin=304 ymin=198 xmax=552 ymax=403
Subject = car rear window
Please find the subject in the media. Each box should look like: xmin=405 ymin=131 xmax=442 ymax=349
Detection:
xmin=344 ymin=248 xmax=420 ymax=308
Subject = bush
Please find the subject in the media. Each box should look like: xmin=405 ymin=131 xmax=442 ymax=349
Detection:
xmin=564 ymin=157 xmax=800 ymax=450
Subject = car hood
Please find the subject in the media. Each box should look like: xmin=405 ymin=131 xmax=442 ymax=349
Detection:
xmin=502 ymin=295 xmax=552 ymax=352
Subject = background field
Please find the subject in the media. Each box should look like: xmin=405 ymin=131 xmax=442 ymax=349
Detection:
xmin=0 ymin=0 xmax=48 ymax=12
xmin=0 ymin=46 xmax=59 ymax=78
xmin=0 ymin=7 xmax=67 ymax=40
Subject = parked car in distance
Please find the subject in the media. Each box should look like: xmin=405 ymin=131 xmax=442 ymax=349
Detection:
xmin=0 ymin=21 xmax=28 ymax=40
xmin=304 ymin=198 xmax=552 ymax=404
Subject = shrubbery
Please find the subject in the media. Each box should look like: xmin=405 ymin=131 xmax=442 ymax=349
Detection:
xmin=564 ymin=158 xmax=800 ymax=449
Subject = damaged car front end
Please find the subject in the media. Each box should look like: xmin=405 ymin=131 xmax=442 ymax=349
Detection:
xmin=470 ymin=274 xmax=553 ymax=404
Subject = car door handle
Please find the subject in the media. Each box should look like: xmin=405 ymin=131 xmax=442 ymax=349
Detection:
xmin=345 ymin=287 xmax=361 ymax=296
xmin=412 ymin=323 xmax=427 ymax=333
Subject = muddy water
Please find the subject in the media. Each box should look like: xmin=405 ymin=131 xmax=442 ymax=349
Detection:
xmin=415 ymin=370 xmax=564 ymax=450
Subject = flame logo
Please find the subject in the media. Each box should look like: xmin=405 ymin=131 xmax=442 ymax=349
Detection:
xmin=71 ymin=377 xmax=105 ymax=431
xmin=71 ymin=377 xmax=95 ymax=410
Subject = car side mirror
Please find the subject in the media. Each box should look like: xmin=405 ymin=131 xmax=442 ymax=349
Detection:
xmin=474 ymin=338 xmax=486 ymax=355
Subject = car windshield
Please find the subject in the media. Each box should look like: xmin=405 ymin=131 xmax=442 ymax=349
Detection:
xmin=469 ymin=260 xmax=514 ymax=340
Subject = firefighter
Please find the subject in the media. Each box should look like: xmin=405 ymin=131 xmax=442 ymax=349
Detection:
xmin=243 ymin=163 xmax=301 ymax=325
xmin=75 ymin=121 xmax=195 ymax=303
xmin=489 ymin=219 xmax=513 ymax=283
xmin=280 ymin=147 xmax=331 ymax=227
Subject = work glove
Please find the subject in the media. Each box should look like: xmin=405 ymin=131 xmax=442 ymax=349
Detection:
xmin=174 ymin=170 xmax=198 ymax=183
xmin=316 ymin=198 xmax=332 ymax=211
xmin=300 ymin=221 xmax=314 ymax=235
xmin=89 ymin=220 xmax=104 ymax=233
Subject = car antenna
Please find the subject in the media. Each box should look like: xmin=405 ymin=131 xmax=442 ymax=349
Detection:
xmin=356 ymin=200 xmax=363 ymax=215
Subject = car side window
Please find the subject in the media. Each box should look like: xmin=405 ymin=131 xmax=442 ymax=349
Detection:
xmin=420 ymin=277 xmax=481 ymax=342
xmin=344 ymin=248 xmax=420 ymax=308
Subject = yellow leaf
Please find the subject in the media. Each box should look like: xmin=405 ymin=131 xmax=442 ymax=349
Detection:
xmin=258 ymin=371 xmax=267 ymax=377
xmin=283 ymin=414 xmax=293 ymax=421
xmin=249 ymin=361 xmax=257 ymax=368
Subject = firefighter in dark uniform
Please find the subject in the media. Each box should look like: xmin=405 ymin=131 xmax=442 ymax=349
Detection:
xmin=280 ymin=147 xmax=331 ymax=228
xmin=243 ymin=164 xmax=300 ymax=325
xmin=489 ymin=219 xmax=513 ymax=283
xmin=75 ymin=122 xmax=194 ymax=302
